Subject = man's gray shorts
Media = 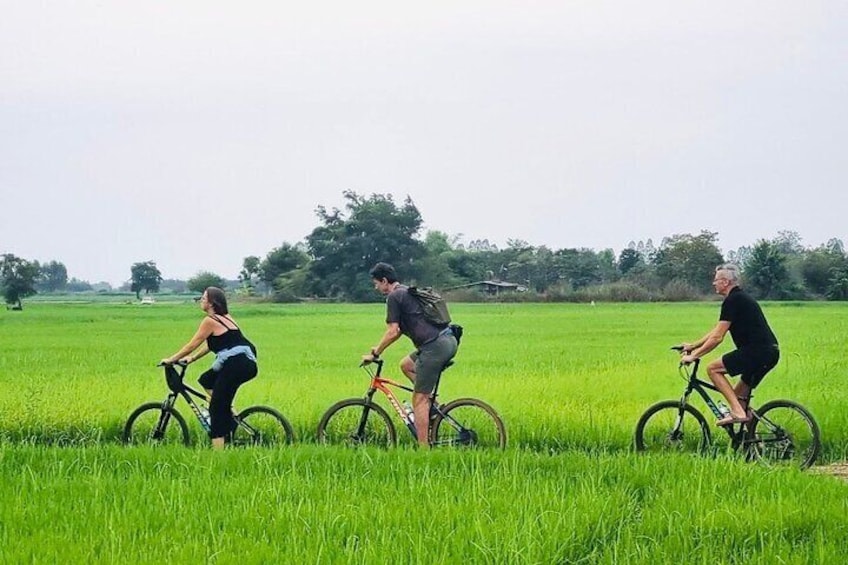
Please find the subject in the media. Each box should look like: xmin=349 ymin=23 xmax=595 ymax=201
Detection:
xmin=409 ymin=332 xmax=458 ymax=394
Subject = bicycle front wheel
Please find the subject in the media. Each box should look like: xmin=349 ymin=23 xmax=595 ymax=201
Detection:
xmin=231 ymin=405 xmax=295 ymax=447
xmin=430 ymin=398 xmax=507 ymax=449
xmin=316 ymin=398 xmax=397 ymax=447
xmin=747 ymin=399 xmax=821 ymax=470
xmin=634 ymin=400 xmax=711 ymax=454
xmin=123 ymin=402 xmax=190 ymax=446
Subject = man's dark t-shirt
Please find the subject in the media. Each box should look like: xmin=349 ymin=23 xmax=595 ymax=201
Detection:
xmin=719 ymin=287 xmax=778 ymax=349
xmin=386 ymin=285 xmax=440 ymax=348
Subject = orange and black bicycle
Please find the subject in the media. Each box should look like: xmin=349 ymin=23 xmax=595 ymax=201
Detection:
xmin=316 ymin=358 xmax=506 ymax=449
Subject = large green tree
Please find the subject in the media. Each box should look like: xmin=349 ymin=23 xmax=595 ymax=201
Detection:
xmin=0 ymin=254 xmax=39 ymax=309
xmin=260 ymin=244 xmax=309 ymax=287
xmin=130 ymin=261 xmax=163 ymax=300
xmin=305 ymin=191 xmax=425 ymax=301
xmin=652 ymin=231 xmax=724 ymax=293
xmin=551 ymin=248 xmax=609 ymax=290
xmin=744 ymin=240 xmax=792 ymax=299
xmin=414 ymin=231 xmax=463 ymax=289
xmin=239 ymin=255 xmax=261 ymax=293
xmin=827 ymin=265 xmax=848 ymax=300
xmin=187 ymin=271 xmax=226 ymax=293
xmin=37 ymin=260 xmax=68 ymax=292
xmin=259 ymin=243 xmax=310 ymax=301
xmin=618 ymin=247 xmax=643 ymax=276
xmin=801 ymin=243 xmax=846 ymax=296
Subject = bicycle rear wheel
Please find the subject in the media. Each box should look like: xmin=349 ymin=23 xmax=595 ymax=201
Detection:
xmin=316 ymin=398 xmax=397 ymax=447
xmin=123 ymin=402 xmax=190 ymax=446
xmin=634 ymin=400 xmax=711 ymax=454
xmin=747 ymin=399 xmax=821 ymax=470
xmin=430 ymin=398 xmax=507 ymax=449
xmin=231 ymin=405 xmax=295 ymax=447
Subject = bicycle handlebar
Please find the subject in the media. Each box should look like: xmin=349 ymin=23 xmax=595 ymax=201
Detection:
xmin=359 ymin=357 xmax=385 ymax=369
xmin=670 ymin=346 xmax=700 ymax=372
xmin=157 ymin=360 xmax=188 ymax=367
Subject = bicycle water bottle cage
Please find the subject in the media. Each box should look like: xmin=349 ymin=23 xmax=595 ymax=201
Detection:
xmin=165 ymin=365 xmax=185 ymax=393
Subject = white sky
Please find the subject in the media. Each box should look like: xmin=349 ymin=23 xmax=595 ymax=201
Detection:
xmin=1 ymin=2 xmax=846 ymax=286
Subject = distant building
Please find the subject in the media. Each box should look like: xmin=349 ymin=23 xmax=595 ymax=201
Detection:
xmin=444 ymin=280 xmax=528 ymax=295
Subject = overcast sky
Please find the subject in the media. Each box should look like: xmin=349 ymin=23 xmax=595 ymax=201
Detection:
xmin=2 ymin=2 xmax=845 ymax=286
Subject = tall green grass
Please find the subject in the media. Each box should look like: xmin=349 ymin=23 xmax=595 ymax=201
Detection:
xmin=2 ymin=445 xmax=847 ymax=563
xmin=1 ymin=302 xmax=847 ymax=562
xmin=1 ymin=301 xmax=846 ymax=458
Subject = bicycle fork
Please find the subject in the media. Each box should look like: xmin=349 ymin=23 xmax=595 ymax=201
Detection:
xmin=152 ymin=394 xmax=178 ymax=440
xmin=666 ymin=390 xmax=697 ymax=441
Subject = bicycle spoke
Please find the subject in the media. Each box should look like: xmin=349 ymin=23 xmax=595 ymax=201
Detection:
xmin=635 ymin=402 xmax=710 ymax=454
xmin=431 ymin=399 xmax=506 ymax=449
xmin=317 ymin=400 xmax=396 ymax=447
xmin=748 ymin=401 xmax=820 ymax=469
xmin=230 ymin=406 xmax=293 ymax=447
xmin=123 ymin=404 xmax=190 ymax=446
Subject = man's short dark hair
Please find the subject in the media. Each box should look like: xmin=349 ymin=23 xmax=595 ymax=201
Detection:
xmin=369 ymin=262 xmax=398 ymax=283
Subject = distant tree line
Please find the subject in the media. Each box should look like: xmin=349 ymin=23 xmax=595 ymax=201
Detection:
xmin=231 ymin=192 xmax=848 ymax=303
xmin=3 ymin=191 xmax=847 ymax=308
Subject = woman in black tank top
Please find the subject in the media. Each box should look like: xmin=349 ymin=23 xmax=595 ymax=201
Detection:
xmin=162 ymin=286 xmax=257 ymax=449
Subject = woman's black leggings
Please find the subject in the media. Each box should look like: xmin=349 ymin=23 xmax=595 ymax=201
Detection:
xmin=198 ymin=355 xmax=257 ymax=438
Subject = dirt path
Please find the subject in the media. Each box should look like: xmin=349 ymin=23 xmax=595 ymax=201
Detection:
xmin=812 ymin=462 xmax=848 ymax=480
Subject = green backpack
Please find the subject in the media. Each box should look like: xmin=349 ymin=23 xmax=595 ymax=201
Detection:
xmin=407 ymin=286 xmax=451 ymax=328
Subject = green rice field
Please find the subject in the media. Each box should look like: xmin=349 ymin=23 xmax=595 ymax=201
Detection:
xmin=1 ymin=301 xmax=847 ymax=563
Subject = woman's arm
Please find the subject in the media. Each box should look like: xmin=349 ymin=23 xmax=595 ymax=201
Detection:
xmin=162 ymin=318 xmax=215 ymax=364
xmin=187 ymin=343 xmax=210 ymax=364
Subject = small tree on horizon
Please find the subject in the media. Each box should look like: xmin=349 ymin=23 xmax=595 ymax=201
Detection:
xmin=0 ymin=253 xmax=39 ymax=309
xmin=130 ymin=261 xmax=163 ymax=300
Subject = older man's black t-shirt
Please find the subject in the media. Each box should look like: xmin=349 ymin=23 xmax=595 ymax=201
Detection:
xmin=386 ymin=285 xmax=440 ymax=348
xmin=719 ymin=287 xmax=778 ymax=349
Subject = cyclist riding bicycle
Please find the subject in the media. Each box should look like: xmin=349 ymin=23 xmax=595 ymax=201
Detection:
xmin=680 ymin=264 xmax=780 ymax=427
xmin=161 ymin=286 xmax=258 ymax=449
xmin=361 ymin=262 xmax=458 ymax=448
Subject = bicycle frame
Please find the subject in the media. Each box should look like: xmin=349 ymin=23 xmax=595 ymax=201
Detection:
xmin=676 ymin=359 xmax=761 ymax=449
xmin=678 ymin=360 xmax=728 ymax=419
xmin=157 ymin=363 xmax=261 ymax=440
xmin=159 ymin=363 xmax=211 ymax=431
xmin=361 ymin=359 xmax=471 ymax=445
xmin=361 ymin=360 xmax=417 ymax=436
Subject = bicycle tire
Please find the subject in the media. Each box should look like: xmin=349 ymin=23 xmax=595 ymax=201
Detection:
xmin=634 ymin=400 xmax=711 ymax=454
xmin=430 ymin=397 xmax=507 ymax=449
xmin=746 ymin=399 xmax=821 ymax=470
xmin=231 ymin=405 xmax=295 ymax=447
xmin=316 ymin=398 xmax=397 ymax=447
xmin=123 ymin=402 xmax=190 ymax=446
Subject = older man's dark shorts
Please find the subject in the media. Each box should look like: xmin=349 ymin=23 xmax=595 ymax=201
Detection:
xmin=409 ymin=332 xmax=458 ymax=394
xmin=722 ymin=345 xmax=779 ymax=388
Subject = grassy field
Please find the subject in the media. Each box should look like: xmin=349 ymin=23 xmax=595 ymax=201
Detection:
xmin=1 ymin=301 xmax=847 ymax=562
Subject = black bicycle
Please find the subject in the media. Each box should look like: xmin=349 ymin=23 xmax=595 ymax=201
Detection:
xmin=316 ymin=358 xmax=507 ymax=449
xmin=634 ymin=347 xmax=821 ymax=469
xmin=123 ymin=361 xmax=294 ymax=447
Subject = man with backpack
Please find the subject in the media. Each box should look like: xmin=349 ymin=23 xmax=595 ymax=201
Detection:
xmin=362 ymin=262 xmax=458 ymax=447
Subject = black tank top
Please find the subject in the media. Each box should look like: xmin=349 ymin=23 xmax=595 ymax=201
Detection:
xmin=206 ymin=315 xmax=252 ymax=353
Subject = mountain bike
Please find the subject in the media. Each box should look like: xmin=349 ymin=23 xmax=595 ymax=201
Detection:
xmin=316 ymin=358 xmax=506 ymax=449
xmin=123 ymin=361 xmax=294 ymax=447
xmin=634 ymin=347 xmax=820 ymax=469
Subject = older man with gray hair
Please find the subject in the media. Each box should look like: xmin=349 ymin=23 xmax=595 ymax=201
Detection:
xmin=680 ymin=264 xmax=780 ymax=426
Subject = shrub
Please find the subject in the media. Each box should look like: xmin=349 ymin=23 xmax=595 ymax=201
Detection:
xmin=662 ymin=279 xmax=700 ymax=302
xmin=574 ymin=282 xmax=654 ymax=303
